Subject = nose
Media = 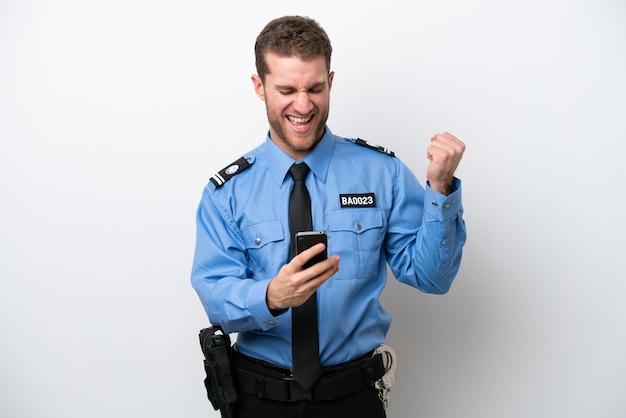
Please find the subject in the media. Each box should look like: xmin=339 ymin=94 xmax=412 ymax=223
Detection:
xmin=293 ymin=91 xmax=314 ymax=114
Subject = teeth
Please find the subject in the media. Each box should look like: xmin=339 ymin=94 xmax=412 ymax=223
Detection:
xmin=289 ymin=116 xmax=311 ymax=124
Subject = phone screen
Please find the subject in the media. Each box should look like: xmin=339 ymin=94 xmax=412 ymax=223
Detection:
xmin=295 ymin=231 xmax=328 ymax=269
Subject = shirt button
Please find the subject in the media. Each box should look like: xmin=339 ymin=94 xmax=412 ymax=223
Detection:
xmin=268 ymin=320 xmax=276 ymax=326
xmin=355 ymin=223 xmax=362 ymax=230
xmin=255 ymin=238 xmax=261 ymax=245
xmin=443 ymin=203 xmax=450 ymax=210
xmin=441 ymin=239 xmax=447 ymax=245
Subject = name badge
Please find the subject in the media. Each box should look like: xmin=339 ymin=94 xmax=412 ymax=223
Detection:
xmin=340 ymin=193 xmax=376 ymax=208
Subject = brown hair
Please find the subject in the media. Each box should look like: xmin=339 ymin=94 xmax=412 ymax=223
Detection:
xmin=254 ymin=16 xmax=332 ymax=81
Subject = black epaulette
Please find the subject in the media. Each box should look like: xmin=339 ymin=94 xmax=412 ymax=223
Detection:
xmin=354 ymin=138 xmax=395 ymax=156
xmin=210 ymin=156 xmax=252 ymax=188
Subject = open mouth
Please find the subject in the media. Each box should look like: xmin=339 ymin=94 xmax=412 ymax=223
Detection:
xmin=287 ymin=115 xmax=314 ymax=132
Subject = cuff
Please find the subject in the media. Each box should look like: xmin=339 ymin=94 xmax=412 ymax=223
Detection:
xmin=248 ymin=279 xmax=284 ymax=330
xmin=424 ymin=178 xmax=463 ymax=222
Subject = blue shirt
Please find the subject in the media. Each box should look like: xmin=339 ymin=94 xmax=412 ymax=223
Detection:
xmin=191 ymin=127 xmax=466 ymax=368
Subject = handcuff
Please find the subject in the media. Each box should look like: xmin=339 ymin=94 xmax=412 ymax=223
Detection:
xmin=372 ymin=344 xmax=397 ymax=409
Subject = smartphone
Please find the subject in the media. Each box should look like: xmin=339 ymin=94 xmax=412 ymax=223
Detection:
xmin=295 ymin=230 xmax=328 ymax=269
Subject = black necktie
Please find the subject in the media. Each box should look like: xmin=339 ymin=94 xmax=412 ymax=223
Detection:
xmin=288 ymin=163 xmax=322 ymax=391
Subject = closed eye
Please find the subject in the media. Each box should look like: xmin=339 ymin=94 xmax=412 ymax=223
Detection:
xmin=275 ymin=82 xmax=326 ymax=95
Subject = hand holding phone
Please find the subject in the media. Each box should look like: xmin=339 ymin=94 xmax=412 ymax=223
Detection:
xmin=266 ymin=230 xmax=336 ymax=311
xmin=295 ymin=231 xmax=328 ymax=269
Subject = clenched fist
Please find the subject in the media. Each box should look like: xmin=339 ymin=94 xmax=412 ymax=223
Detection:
xmin=426 ymin=132 xmax=465 ymax=195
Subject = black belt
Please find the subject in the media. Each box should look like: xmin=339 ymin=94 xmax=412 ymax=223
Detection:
xmin=233 ymin=350 xmax=385 ymax=402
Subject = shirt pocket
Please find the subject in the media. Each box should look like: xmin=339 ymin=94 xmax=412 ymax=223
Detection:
xmin=327 ymin=209 xmax=385 ymax=280
xmin=241 ymin=220 xmax=287 ymax=275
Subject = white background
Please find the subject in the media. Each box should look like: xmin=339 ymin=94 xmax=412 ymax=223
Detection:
xmin=1 ymin=1 xmax=625 ymax=417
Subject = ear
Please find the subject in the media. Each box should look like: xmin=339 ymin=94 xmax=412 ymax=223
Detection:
xmin=251 ymin=74 xmax=265 ymax=101
xmin=328 ymin=71 xmax=335 ymax=91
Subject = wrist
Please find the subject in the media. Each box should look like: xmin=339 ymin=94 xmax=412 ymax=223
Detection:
xmin=428 ymin=179 xmax=454 ymax=196
xmin=266 ymin=281 xmax=285 ymax=313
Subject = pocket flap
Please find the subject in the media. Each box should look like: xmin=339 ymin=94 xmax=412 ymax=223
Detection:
xmin=242 ymin=220 xmax=285 ymax=249
xmin=328 ymin=209 xmax=384 ymax=234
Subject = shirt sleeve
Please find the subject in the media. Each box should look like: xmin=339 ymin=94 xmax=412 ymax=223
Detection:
xmin=190 ymin=186 xmax=282 ymax=334
xmin=384 ymin=160 xmax=466 ymax=293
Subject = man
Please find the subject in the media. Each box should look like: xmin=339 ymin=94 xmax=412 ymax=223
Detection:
xmin=192 ymin=15 xmax=466 ymax=418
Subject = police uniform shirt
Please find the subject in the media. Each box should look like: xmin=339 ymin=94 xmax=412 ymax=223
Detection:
xmin=191 ymin=126 xmax=466 ymax=369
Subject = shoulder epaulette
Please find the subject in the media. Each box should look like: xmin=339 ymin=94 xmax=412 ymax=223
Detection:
xmin=354 ymin=138 xmax=395 ymax=156
xmin=210 ymin=156 xmax=252 ymax=188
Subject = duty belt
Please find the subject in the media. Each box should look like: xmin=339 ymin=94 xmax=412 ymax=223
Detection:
xmin=233 ymin=350 xmax=386 ymax=402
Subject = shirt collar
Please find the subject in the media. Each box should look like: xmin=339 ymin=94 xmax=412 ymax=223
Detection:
xmin=264 ymin=126 xmax=335 ymax=188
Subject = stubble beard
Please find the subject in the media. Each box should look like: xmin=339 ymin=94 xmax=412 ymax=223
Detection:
xmin=267 ymin=107 xmax=329 ymax=156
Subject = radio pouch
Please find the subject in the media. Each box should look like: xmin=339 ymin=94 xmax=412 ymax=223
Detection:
xmin=199 ymin=325 xmax=237 ymax=417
